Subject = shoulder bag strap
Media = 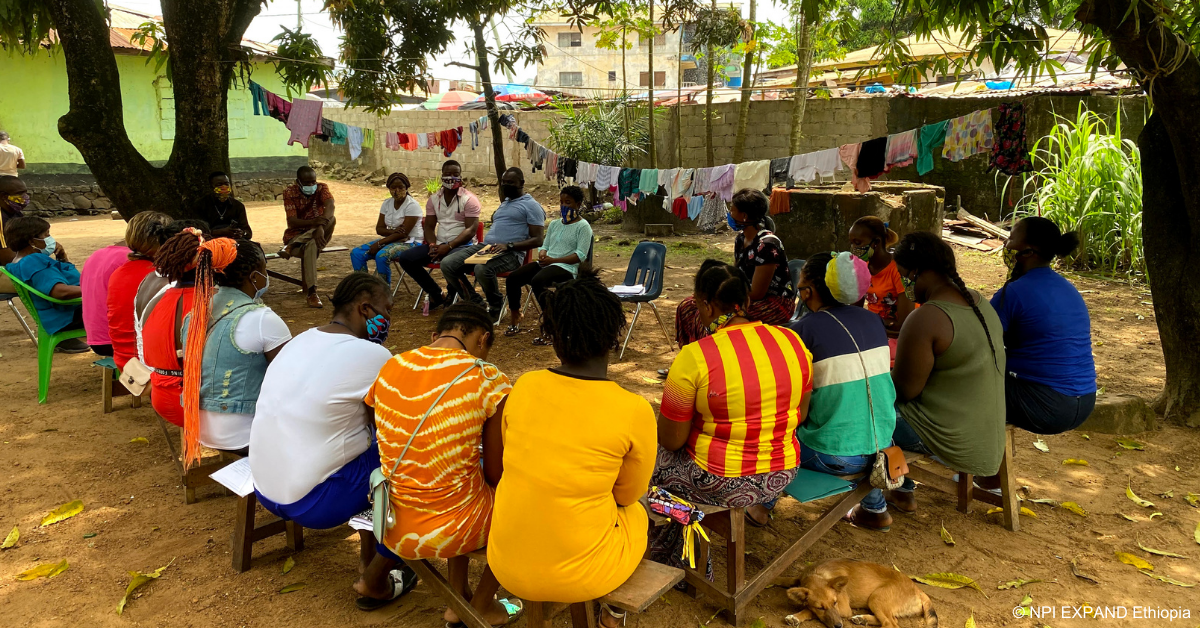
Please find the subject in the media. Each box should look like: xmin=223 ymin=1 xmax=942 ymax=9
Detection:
xmin=822 ymin=309 xmax=881 ymax=455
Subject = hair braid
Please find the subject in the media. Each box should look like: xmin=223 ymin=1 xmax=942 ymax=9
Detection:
xmin=155 ymin=229 xmax=203 ymax=282
xmin=947 ymin=269 xmax=998 ymax=368
xmin=542 ymin=268 xmax=626 ymax=364
xmin=331 ymin=271 xmax=388 ymax=314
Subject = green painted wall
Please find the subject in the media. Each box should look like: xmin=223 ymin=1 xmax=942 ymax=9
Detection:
xmin=0 ymin=52 xmax=307 ymax=175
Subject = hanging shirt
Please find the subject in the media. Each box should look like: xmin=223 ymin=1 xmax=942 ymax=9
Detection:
xmin=855 ymin=137 xmax=887 ymax=179
xmin=347 ymin=126 xmax=364 ymax=160
xmin=329 ymin=121 xmax=349 ymax=145
xmin=595 ymin=165 xmax=617 ymax=190
xmin=943 ymin=109 xmax=994 ymax=162
xmin=733 ymin=159 xmax=770 ymax=192
xmin=839 ymin=144 xmax=870 ymax=193
xmin=916 ymin=121 xmax=949 ymax=175
xmin=691 ymin=168 xmax=713 ymax=195
xmin=687 ymin=195 xmax=705 ymax=220
xmin=884 ymin=130 xmax=918 ymax=172
xmin=709 ymin=164 xmax=736 ymax=201
xmin=769 ymin=157 xmax=790 ymax=187
xmin=637 ymin=168 xmax=659 ymax=197
xmin=988 ymin=103 xmax=1033 ymax=175
xmin=385 ymin=132 xmax=400 ymax=151
xmin=249 ymin=81 xmax=270 ymax=116
xmin=789 ymin=148 xmax=842 ymax=183
xmin=361 ymin=129 xmax=375 ymax=150
xmin=617 ymin=168 xmax=641 ymax=201
xmin=285 ymin=99 xmax=323 ymax=148
xmin=417 ymin=133 xmax=428 ymax=149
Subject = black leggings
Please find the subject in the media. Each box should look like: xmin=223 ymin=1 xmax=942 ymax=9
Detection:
xmin=1006 ymin=374 xmax=1096 ymax=435
xmin=504 ymin=263 xmax=573 ymax=318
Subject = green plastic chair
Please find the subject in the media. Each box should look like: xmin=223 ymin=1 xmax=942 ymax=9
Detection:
xmin=0 ymin=267 xmax=87 ymax=403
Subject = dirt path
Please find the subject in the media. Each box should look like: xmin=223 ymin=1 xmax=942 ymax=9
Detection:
xmin=1 ymin=181 xmax=1196 ymax=628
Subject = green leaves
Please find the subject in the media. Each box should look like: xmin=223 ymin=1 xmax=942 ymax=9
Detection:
xmin=117 ymin=559 xmax=173 ymax=615
xmin=41 ymin=500 xmax=84 ymax=527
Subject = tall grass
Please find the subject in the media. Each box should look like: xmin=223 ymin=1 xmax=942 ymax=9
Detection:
xmin=1015 ymin=104 xmax=1144 ymax=276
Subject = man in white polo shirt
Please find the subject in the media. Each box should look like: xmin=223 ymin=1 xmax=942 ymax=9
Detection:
xmin=396 ymin=159 xmax=481 ymax=309
xmin=0 ymin=132 xmax=26 ymax=177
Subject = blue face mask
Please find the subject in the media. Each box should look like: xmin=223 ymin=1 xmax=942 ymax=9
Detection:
xmin=300 ymin=184 xmax=318 ymax=196
xmin=364 ymin=307 xmax=391 ymax=345
xmin=561 ymin=205 xmax=577 ymax=221
xmin=251 ymin=271 xmax=269 ymax=302
xmin=40 ymin=235 xmax=57 ymax=257
xmin=726 ymin=212 xmax=745 ymax=232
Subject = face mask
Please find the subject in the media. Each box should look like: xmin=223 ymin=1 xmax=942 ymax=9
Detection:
xmin=1003 ymin=247 xmax=1036 ymax=270
xmin=39 ymin=235 xmax=57 ymax=257
xmin=251 ymin=270 xmax=270 ymax=302
xmin=214 ymin=185 xmax=231 ymax=198
xmin=726 ymin=212 xmax=745 ymax=232
xmin=560 ymin=205 xmax=577 ymax=221
xmin=300 ymin=184 xmax=318 ymax=196
xmin=364 ymin=306 xmax=391 ymax=345
xmin=500 ymin=184 xmax=521 ymax=199
xmin=441 ymin=176 xmax=462 ymax=190
xmin=5 ymin=192 xmax=30 ymax=212
xmin=852 ymin=244 xmax=873 ymax=262
xmin=900 ymin=275 xmax=916 ymax=302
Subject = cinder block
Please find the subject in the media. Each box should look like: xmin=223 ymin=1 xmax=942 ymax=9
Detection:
xmin=1080 ymin=394 xmax=1157 ymax=434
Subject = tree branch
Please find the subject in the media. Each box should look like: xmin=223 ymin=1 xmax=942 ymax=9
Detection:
xmin=447 ymin=60 xmax=483 ymax=72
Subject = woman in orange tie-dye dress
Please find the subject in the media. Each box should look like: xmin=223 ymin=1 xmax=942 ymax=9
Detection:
xmin=355 ymin=305 xmax=519 ymax=623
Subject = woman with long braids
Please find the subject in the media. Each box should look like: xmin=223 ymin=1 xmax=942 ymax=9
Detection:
xmin=990 ymin=217 xmax=1096 ymax=434
xmin=179 ymin=238 xmax=289 ymax=462
xmin=107 ymin=211 xmax=171 ymax=371
xmin=488 ymin=270 xmax=655 ymax=627
xmin=141 ymin=228 xmax=207 ymax=426
xmin=889 ymin=232 xmax=1006 ymax=514
xmin=654 ymin=262 xmax=812 ymax=558
xmin=349 ymin=172 xmax=423 ymax=286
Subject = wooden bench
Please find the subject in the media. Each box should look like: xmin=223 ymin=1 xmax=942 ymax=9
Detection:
xmin=91 ymin=357 xmax=144 ymax=414
xmin=649 ymin=458 xmax=925 ymax=626
xmin=155 ymin=418 xmax=238 ymax=504
xmin=904 ymin=424 xmax=1021 ymax=531
xmin=231 ymin=491 xmax=304 ymax=572
xmin=264 ymin=246 xmax=349 ymax=287
xmin=403 ymin=549 xmax=496 ymax=628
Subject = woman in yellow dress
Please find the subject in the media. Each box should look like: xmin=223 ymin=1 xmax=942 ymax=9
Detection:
xmin=488 ymin=271 xmax=657 ymax=627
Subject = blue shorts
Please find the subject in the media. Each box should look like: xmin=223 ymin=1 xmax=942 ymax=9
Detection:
xmin=257 ymin=443 xmax=379 ymax=530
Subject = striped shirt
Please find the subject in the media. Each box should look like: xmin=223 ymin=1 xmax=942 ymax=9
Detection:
xmin=661 ymin=321 xmax=813 ymax=478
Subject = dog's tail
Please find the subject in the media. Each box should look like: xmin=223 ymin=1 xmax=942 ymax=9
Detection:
xmin=923 ymin=598 xmax=938 ymax=628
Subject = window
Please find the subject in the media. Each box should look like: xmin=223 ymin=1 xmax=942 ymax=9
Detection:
xmin=639 ymin=71 xmax=666 ymax=87
xmin=638 ymin=33 xmax=667 ymax=47
xmin=608 ymin=71 xmax=617 ymax=82
xmin=557 ymin=31 xmax=582 ymax=47
xmin=559 ymin=72 xmax=584 ymax=87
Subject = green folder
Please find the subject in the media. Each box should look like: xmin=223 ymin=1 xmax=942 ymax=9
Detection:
xmin=783 ymin=468 xmax=857 ymax=503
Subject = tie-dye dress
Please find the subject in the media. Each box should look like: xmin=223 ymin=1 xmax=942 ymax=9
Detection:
xmin=365 ymin=346 xmax=511 ymax=559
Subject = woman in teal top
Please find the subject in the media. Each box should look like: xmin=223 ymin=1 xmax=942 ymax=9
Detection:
xmin=503 ymin=185 xmax=593 ymax=344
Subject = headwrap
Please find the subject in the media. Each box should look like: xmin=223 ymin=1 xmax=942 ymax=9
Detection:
xmin=825 ymin=251 xmax=872 ymax=304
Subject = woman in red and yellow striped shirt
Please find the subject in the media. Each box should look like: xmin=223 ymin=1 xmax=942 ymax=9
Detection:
xmin=652 ymin=262 xmax=813 ymax=570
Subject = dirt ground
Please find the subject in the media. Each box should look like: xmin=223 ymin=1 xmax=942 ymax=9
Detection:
xmin=2 ymin=181 xmax=1198 ymax=628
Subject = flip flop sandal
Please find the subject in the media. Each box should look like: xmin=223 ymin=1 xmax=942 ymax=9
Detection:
xmin=356 ymin=564 xmax=419 ymax=611
xmin=503 ymin=325 xmax=522 ymax=337
xmin=444 ymin=598 xmax=524 ymax=628
xmin=599 ymin=603 xmax=627 ymax=627
xmin=531 ymin=336 xmax=552 ymax=346
xmin=744 ymin=509 xmax=770 ymax=528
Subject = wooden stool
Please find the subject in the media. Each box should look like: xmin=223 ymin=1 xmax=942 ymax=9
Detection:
xmin=92 ymin=357 xmax=143 ymax=414
xmin=404 ymin=549 xmax=495 ymax=628
xmin=904 ymin=425 xmax=1020 ymax=531
xmin=156 ymin=418 xmax=238 ymax=504
xmin=525 ymin=560 xmax=684 ymax=628
xmin=231 ymin=492 xmax=304 ymax=573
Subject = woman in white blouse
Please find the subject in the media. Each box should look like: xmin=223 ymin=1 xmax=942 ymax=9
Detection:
xmin=350 ymin=172 xmax=423 ymax=286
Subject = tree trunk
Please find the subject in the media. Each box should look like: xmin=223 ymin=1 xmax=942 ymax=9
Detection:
xmin=676 ymin=24 xmax=683 ymax=167
xmin=788 ymin=19 xmax=814 ymax=154
xmin=473 ymin=21 xmax=507 ymax=183
xmin=705 ymin=0 xmax=716 ymax=167
xmin=732 ymin=0 xmax=755 ymax=164
xmin=45 ymin=0 xmax=261 ymax=218
xmin=1077 ymin=0 xmax=1200 ymax=425
xmin=647 ymin=0 xmax=656 ymax=168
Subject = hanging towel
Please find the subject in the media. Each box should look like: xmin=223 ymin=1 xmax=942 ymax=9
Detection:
xmin=916 ymin=121 xmax=949 ymax=175
xmin=692 ymin=168 xmax=713 ymax=195
xmin=883 ymin=130 xmax=918 ymax=172
xmin=385 ymin=132 xmax=399 ymax=151
xmin=855 ymin=137 xmax=887 ymax=179
xmin=943 ymin=109 xmax=994 ymax=162
xmin=417 ymin=133 xmax=428 ymax=149
xmin=988 ymin=103 xmax=1033 ymax=175
xmin=249 ymin=81 xmax=269 ymax=116
xmin=618 ymin=168 xmax=641 ymax=201
xmin=329 ymin=121 xmax=349 ymax=145
xmin=671 ymin=197 xmax=690 ymax=220
xmin=709 ymin=164 xmax=736 ymax=201
xmin=347 ymin=126 xmax=364 ymax=159
xmin=595 ymin=165 xmax=617 ymax=190
xmin=769 ymin=157 xmax=790 ymax=187
xmin=839 ymin=144 xmax=872 ymax=193
xmin=361 ymin=128 xmax=375 ymax=150
xmin=789 ymin=148 xmax=842 ymax=182
xmin=687 ymin=195 xmax=705 ymax=220
xmin=266 ymin=92 xmax=292 ymax=123
xmin=440 ymin=127 xmax=461 ymax=157
xmin=769 ymin=188 xmax=792 ymax=215
xmin=733 ymin=159 xmax=770 ymax=192
xmin=638 ymin=168 xmax=660 ymax=196
xmin=576 ymin=162 xmax=595 ymax=185
xmin=286 ymin=99 xmax=323 ymax=148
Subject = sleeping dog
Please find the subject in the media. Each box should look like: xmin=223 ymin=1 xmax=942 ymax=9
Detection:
xmin=775 ymin=559 xmax=937 ymax=628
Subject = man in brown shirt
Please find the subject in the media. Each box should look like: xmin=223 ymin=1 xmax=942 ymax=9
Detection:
xmin=281 ymin=166 xmax=336 ymax=308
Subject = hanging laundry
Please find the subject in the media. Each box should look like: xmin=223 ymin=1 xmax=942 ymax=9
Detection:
xmin=386 ymin=132 xmax=400 ymax=151
xmin=249 ymin=81 xmax=270 ymax=116
xmin=839 ymin=143 xmax=872 ymax=193
xmin=329 ymin=121 xmax=349 ymax=145
xmin=499 ymin=114 xmax=516 ymax=128
xmin=657 ymin=169 xmax=678 ymax=210
xmin=696 ymin=194 xmax=727 ymax=232
xmin=687 ymin=195 xmax=705 ymax=220
xmin=769 ymin=188 xmax=792 ymax=215
xmin=286 ymin=99 xmax=323 ymax=148
xmin=361 ymin=128 xmax=375 ymax=150
xmin=439 ymin=127 xmax=461 ymax=157
xmin=546 ymin=151 xmax=559 ymax=181
xmin=417 ymin=133 xmax=428 ymax=149
xmin=595 ymin=165 xmax=617 ymax=191
xmin=883 ymin=130 xmax=917 ymax=172
xmin=468 ymin=121 xmax=479 ymax=149
xmin=638 ymin=168 xmax=660 ymax=196
xmin=515 ymin=129 xmax=530 ymax=146
xmin=671 ymin=197 xmax=689 ymax=220
xmin=733 ymin=159 xmax=770 ymax=192
xmin=916 ymin=121 xmax=948 ymax=175
xmin=559 ymin=158 xmax=577 ymax=184
xmin=855 ymin=137 xmax=887 ymax=179
xmin=575 ymin=161 xmax=595 ymax=185
xmin=429 ymin=132 xmax=439 ymax=148
xmin=769 ymin=157 xmax=790 ymax=188
xmin=347 ymin=126 xmax=364 ymax=159
xmin=692 ymin=168 xmax=713 ymax=195
xmin=479 ymin=115 xmax=489 ymax=131
xmin=789 ymin=148 xmax=842 ymax=183
xmin=618 ymin=168 xmax=641 ymax=201
xmin=266 ymin=92 xmax=292 ymax=123
xmin=709 ymin=164 xmax=736 ymax=201
xmin=989 ymin=103 xmax=1033 ymax=175
xmin=943 ymin=109 xmax=994 ymax=162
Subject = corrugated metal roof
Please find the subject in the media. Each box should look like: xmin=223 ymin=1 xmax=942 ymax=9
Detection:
xmin=95 ymin=5 xmax=277 ymax=54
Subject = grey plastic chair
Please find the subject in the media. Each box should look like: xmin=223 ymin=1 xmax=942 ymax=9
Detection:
xmin=615 ymin=241 xmax=673 ymax=360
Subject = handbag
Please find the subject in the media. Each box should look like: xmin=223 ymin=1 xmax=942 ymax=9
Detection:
xmin=821 ymin=311 xmax=908 ymax=490
xmin=118 ymin=357 xmax=152 ymax=396
xmin=368 ymin=358 xmax=499 ymax=544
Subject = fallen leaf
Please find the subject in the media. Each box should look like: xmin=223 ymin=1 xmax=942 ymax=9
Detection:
xmin=986 ymin=507 xmax=1004 ymax=515
xmin=965 ymin=614 xmax=977 ymax=628
xmin=280 ymin=582 xmax=306 ymax=594
xmin=749 ymin=619 xmax=767 ymax=628
xmin=1139 ymin=570 xmax=1195 ymax=587
xmin=1149 ymin=512 xmax=1163 ymax=520
xmin=1060 ymin=502 xmax=1087 ymax=517
xmin=1120 ymin=514 xmax=1138 ymax=522
xmin=1185 ymin=493 xmax=1199 ymax=508
xmin=1137 ymin=538 xmax=1186 ymax=558
xmin=40 ymin=500 xmax=84 ymax=526
xmin=1115 ymin=551 xmax=1153 ymax=570
xmin=1026 ymin=498 xmax=1059 ymax=505
xmin=1126 ymin=484 xmax=1155 ymax=508
xmin=1159 ymin=490 xmax=1174 ymax=498
xmin=641 ymin=377 xmax=662 ymax=384
xmin=15 ymin=559 xmax=69 ymax=580
xmin=117 ymin=559 xmax=173 ymax=614
xmin=129 ymin=437 xmax=148 ymax=444
xmin=282 ymin=556 xmax=295 ymax=575
xmin=997 ymin=578 xmax=1042 ymax=590
xmin=1081 ymin=433 xmax=1090 ymax=440
xmin=912 ymin=572 xmax=987 ymax=597
xmin=2 ymin=526 xmax=18 ymax=549
xmin=1020 ymin=593 xmax=1033 ymax=607
xmin=1019 ymin=507 xmax=1039 ymax=519
xmin=1194 ymin=521 xmax=1199 ymax=545
xmin=1071 ymin=557 xmax=1099 ymax=584
xmin=82 ymin=533 xmax=97 ymax=539
xmin=1116 ymin=438 xmax=1145 ymax=450
xmin=1033 ymin=438 xmax=1050 ymax=453
xmin=940 ymin=522 xmax=955 ymax=546
xmin=1062 ymin=459 xmax=1089 ymax=466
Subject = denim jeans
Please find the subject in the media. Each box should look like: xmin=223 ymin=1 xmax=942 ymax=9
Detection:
xmin=798 ymin=442 xmax=888 ymax=512
xmin=349 ymin=240 xmax=415 ymax=285
xmin=440 ymin=244 xmax=523 ymax=315
xmin=1006 ymin=374 xmax=1097 ymax=435
xmin=891 ymin=410 xmax=933 ymax=493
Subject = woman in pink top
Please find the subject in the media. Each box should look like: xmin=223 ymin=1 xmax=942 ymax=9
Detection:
xmin=80 ymin=241 xmax=132 ymax=356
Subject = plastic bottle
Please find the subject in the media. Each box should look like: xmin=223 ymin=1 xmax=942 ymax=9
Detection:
xmin=422 ymin=295 xmax=430 ymax=317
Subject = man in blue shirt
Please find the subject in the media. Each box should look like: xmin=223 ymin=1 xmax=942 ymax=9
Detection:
xmin=440 ymin=168 xmax=545 ymax=321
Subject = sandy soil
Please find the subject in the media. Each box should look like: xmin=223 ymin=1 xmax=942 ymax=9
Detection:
xmin=1 ymin=181 xmax=1198 ymax=628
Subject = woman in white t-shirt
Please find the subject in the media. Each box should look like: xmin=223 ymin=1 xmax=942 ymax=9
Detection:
xmin=350 ymin=172 xmax=423 ymax=287
xmin=180 ymin=239 xmax=290 ymax=457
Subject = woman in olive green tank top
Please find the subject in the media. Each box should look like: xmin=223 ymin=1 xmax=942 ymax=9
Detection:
xmin=884 ymin=232 xmax=1006 ymax=517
